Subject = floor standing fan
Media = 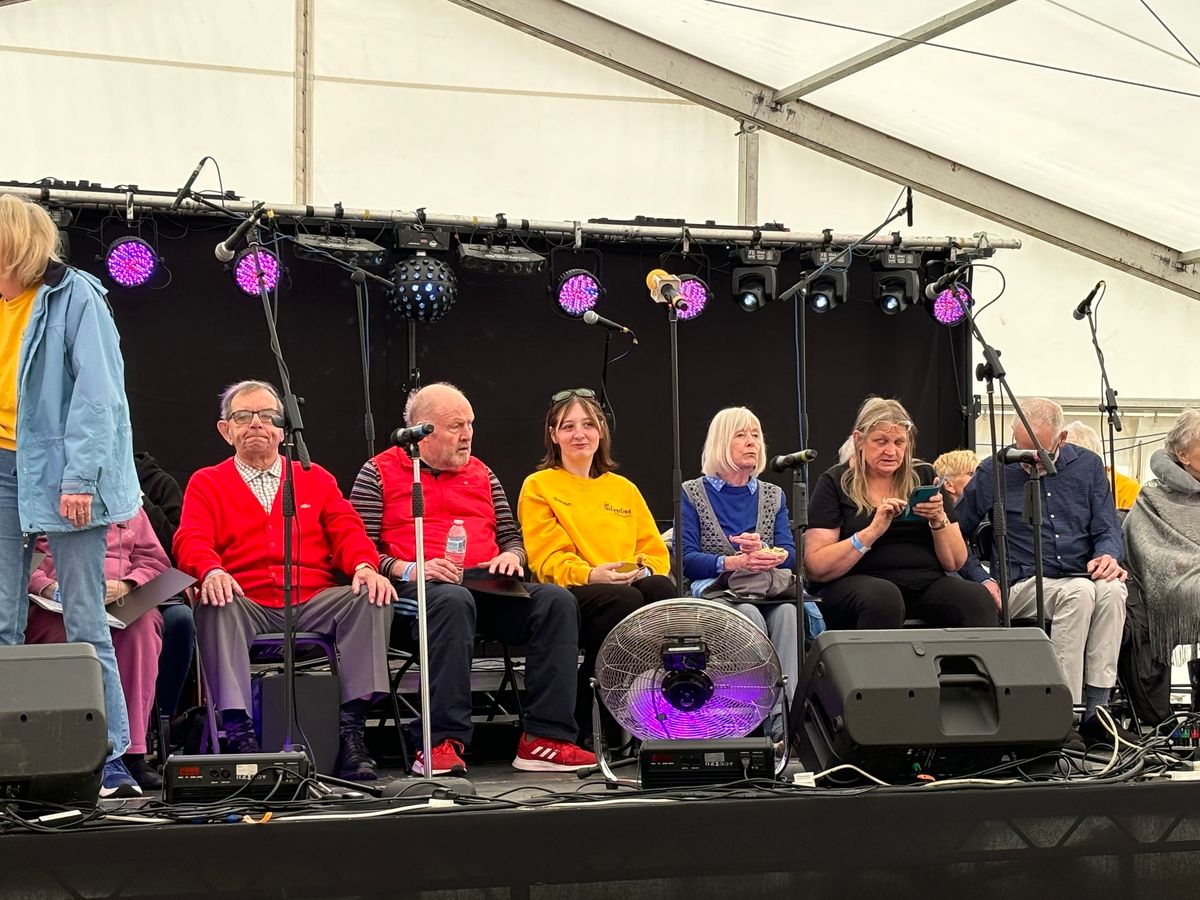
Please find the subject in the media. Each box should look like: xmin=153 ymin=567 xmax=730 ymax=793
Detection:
xmin=591 ymin=599 xmax=786 ymax=786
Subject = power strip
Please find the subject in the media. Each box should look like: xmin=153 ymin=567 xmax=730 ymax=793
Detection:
xmin=1167 ymin=760 xmax=1200 ymax=781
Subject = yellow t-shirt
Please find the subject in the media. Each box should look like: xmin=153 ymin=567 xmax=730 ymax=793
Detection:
xmin=518 ymin=467 xmax=670 ymax=587
xmin=0 ymin=284 xmax=39 ymax=451
xmin=1111 ymin=469 xmax=1141 ymax=510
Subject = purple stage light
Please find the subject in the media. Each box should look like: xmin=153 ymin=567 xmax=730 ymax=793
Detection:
xmin=676 ymin=275 xmax=710 ymax=320
xmin=233 ymin=249 xmax=281 ymax=296
xmin=104 ymin=236 xmax=158 ymax=288
xmin=556 ymin=269 xmax=602 ymax=317
xmin=930 ymin=284 xmax=972 ymax=326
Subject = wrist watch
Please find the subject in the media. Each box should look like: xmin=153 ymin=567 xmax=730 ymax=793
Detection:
xmin=929 ymin=515 xmax=950 ymax=531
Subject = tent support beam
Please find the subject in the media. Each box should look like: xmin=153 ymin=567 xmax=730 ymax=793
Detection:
xmin=773 ymin=0 xmax=1018 ymax=102
xmin=447 ymin=0 xmax=1200 ymax=301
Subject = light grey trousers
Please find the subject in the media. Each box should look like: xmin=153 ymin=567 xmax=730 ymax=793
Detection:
xmin=195 ymin=586 xmax=391 ymax=713
xmin=1009 ymin=576 xmax=1127 ymax=703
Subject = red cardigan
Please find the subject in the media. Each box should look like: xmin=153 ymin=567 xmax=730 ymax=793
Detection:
xmin=173 ymin=457 xmax=377 ymax=608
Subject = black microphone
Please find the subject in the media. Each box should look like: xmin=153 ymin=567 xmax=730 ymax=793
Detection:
xmin=646 ymin=269 xmax=687 ymax=311
xmin=1072 ymin=281 xmax=1104 ymax=320
xmin=214 ymin=204 xmax=267 ymax=262
xmin=996 ymin=447 xmax=1038 ymax=465
xmin=905 ymin=187 xmax=913 ymax=228
xmin=923 ymin=263 xmax=970 ymax=301
xmin=582 ymin=310 xmax=638 ymax=343
xmin=769 ymin=449 xmax=818 ymax=472
xmin=169 ymin=157 xmax=206 ymax=211
xmin=390 ymin=422 xmax=435 ymax=446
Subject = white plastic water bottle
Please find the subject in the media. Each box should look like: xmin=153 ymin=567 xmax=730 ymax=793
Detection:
xmin=444 ymin=519 xmax=468 ymax=568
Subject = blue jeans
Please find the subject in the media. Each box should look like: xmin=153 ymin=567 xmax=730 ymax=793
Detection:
xmin=0 ymin=448 xmax=131 ymax=760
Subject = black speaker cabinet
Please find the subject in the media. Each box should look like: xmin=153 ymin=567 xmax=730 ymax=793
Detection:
xmin=0 ymin=643 xmax=107 ymax=804
xmin=793 ymin=628 xmax=1073 ymax=783
xmin=253 ymin=671 xmax=341 ymax=775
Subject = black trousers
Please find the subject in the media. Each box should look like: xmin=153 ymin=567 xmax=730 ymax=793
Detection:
xmin=569 ymin=574 xmax=678 ymax=731
xmin=819 ymin=573 xmax=998 ymax=631
xmin=397 ymin=581 xmax=581 ymax=745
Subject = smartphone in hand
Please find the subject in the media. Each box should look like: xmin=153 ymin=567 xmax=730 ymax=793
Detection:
xmin=900 ymin=483 xmax=942 ymax=521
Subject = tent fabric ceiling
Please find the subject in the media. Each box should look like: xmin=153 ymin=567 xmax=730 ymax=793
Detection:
xmin=566 ymin=0 xmax=1200 ymax=251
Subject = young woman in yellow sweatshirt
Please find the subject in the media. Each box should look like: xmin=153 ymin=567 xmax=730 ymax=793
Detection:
xmin=518 ymin=388 xmax=676 ymax=734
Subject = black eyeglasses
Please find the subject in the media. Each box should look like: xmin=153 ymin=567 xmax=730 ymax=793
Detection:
xmin=227 ymin=408 xmax=282 ymax=426
xmin=551 ymin=388 xmax=597 ymax=403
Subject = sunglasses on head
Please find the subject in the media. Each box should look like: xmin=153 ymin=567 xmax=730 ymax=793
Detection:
xmin=551 ymin=388 xmax=597 ymax=403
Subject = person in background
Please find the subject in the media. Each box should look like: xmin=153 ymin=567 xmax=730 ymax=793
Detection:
xmin=1065 ymin=420 xmax=1140 ymax=510
xmin=958 ymin=398 xmax=1126 ymax=738
xmin=519 ymin=387 xmax=677 ymax=738
xmin=350 ymin=382 xmax=595 ymax=775
xmin=27 ymin=509 xmax=166 ymax=792
xmin=837 ymin=436 xmax=855 ymax=468
xmin=932 ymin=449 xmax=980 ymax=502
xmin=805 ymin=397 xmax=996 ymax=630
xmin=174 ymin=380 xmax=395 ymax=781
xmin=134 ymin=450 xmax=195 ymax=728
xmin=680 ymin=407 xmax=800 ymax=742
xmin=0 ymin=194 xmax=141 ymax=797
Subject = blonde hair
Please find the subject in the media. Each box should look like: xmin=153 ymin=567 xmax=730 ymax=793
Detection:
xmin=1064 ymin=420 xmax=1103 ymax=456
xmin=841 ymin=396 xmax=920 ymax=514
xmin=700 ymin=407 xmax=767 ymax=478
xmin=837 ymin=436 xmax=855 ymax=465
xmin=933 ymin=449 xmax=980 ymax=478
xmin=0 ymin=195 xmax=61 ymax=290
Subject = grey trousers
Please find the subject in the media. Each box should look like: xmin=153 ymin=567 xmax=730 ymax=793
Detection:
xmin=196 ymin=586 xmax=391 ymax=713
xmin=1009 ymin=576 xmax=1127 ymax=703
xmin=709 ymin=599 xmax=798 ymax=740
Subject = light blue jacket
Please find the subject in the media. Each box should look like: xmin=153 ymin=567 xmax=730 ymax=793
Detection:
xmin=15 ymin=262 xmax=139 ymax=533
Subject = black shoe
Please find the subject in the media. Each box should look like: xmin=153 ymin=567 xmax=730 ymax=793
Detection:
xmin=123 ymin=754 xmax=163 ymax=791
xmin=337 ymin=726 xmax=378 ymax=781
xmin=223 ymin=714 xmax=262 ymax=754
xmin=1079 ymin=708 xmax=1140 ymax=748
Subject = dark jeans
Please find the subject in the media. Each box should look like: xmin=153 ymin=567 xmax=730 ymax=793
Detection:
xmin=397 ymin=580 xmax=581 ymax=745
xmin=156 ymin=602 xmax=195 ymax=719
xmin=569 ymin=574 xmax=678 ymax=731
xmin=819 ymin=573 xmax=998 ymax=631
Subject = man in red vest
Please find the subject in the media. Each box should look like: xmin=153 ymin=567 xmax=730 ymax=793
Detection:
xmin=175 ymin=380 xmax=396 ymax=781
xmin=350 ymin=382 xmax=595 ymax=775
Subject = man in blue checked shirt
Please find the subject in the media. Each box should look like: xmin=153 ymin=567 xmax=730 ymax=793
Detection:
xmin=957 ymin=398 xmax=1127 ymax=723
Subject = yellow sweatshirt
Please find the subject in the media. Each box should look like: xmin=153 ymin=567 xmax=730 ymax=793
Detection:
xmin=518 ymin=467 xmax=670 ymax=587
xmin=1110 ymin=469 xmax=1141 ymax=510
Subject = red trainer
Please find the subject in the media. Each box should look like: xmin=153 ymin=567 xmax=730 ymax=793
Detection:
xmin=412 ymin=738 xmax=467 ymax=776
xmin=512 ymin=733 xmax=597 ymax=772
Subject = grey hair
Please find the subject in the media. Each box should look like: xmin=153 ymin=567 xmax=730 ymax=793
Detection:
xmin=219 ymin=380 xmax=282 ymax=419
xmin=1166 ymin=408 xmax=1200 ymax=462
xmin=1018 ymin=397 xmax=1065 ymax=438
xmin=405 ymin=381 xmax=467 ymax=425
xmin=700 ymin=407 xmax=766 ymax=478
xmin=1064 ymin=420 xmax=1103 ymax=456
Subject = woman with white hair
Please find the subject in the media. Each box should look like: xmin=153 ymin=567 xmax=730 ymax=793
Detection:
xmin=679 ymin=407 xmax=817 ymax=738
xmin=1064 ymin=420 xmax=1141 ymax=509
xmin=805 ymin=397 xmax=996 ymax=630
xmin=1123 ymin=409 xmax=1200 ymax=670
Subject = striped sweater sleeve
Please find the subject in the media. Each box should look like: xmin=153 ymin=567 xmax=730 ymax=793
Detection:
xmin=348 ymin=460 xmax=403 ymax=578
xmin=486 ymin=467 xmax=527 ymax=566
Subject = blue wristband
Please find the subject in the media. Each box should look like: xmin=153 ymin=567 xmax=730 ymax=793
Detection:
xmin=850 ymin=533 xmax=869 ymax=554
xmin=402 ymin=562 xmax=417 ymax=582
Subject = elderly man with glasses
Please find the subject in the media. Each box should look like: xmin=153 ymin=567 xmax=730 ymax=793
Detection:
xmin=174 ymin=380 xmax=396 ymax=781
xmin=349 ymin=382 xmax=594 ymax=777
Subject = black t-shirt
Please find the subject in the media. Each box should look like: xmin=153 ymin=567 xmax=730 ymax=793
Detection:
xmin=806 ymin=462 xmax=956 ymax=592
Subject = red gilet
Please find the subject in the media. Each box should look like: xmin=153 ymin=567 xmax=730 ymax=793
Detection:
xmin=373 ymin=447 xmax=498 ymax=567
xmin=173 ymin=458 xmax=377 ymax=608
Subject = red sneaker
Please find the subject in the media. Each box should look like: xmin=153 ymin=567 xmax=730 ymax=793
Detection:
xmin=512 ymin=733 xmax=597 ymax=772
xmin=412 ymin=738 xmax=467 ymax=776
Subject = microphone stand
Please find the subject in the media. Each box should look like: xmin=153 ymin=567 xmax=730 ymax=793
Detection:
xmin=598 ymin=328 xmax=616 ymax=434
xmin=667 ymin=303 xmax=684 ymax=589
xmin=244 ymin=230 xmax=311 ymax=759
xmin=349 ymin=267 xmax=394 ymax=460
xmin=402 ymin=438 xmax=436 ymax=780
xmin=951 ymin=277 xmax=1055 ymax=631
xmin=1084 ymin=308 xmax=1122 ymax=503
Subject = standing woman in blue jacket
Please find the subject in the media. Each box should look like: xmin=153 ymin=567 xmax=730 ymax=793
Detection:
xmin=0 ymin=194 xmax=143 ymax=797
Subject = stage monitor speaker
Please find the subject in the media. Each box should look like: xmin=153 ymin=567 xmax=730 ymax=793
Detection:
xmin=253 ymin=671 xmax=340 ymax=775
xmin=0 ymin=643 xmax=107 ymax=805
xmin=793 ymin=628 xmax=1072 ymax=783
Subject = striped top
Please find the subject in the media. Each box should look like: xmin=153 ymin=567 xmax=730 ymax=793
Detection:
xmin=349 ymin=458 xmax=526 ymax=599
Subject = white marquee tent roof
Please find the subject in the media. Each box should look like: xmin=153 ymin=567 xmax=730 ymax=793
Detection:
xmin=453 ymin=0 xmax=1199 ymax=298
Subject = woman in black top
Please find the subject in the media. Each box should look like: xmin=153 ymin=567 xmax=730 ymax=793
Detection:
xmin=805 ymin=397 xmax=996 ymax=630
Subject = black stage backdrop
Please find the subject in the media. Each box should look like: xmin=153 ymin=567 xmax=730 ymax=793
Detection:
xmin=67 ymin=215 xmax=973 ymax=516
